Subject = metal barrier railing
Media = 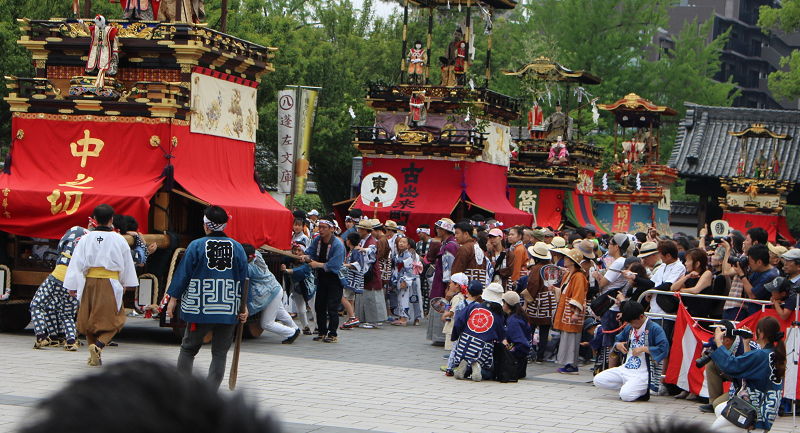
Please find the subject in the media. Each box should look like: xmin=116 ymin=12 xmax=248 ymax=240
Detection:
xmin=634 ymin=289 xmax=772 ymax=324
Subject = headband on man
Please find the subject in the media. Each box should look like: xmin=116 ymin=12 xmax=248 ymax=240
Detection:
xmin=417 ymin=228 xmax=430 ymax=235
xmin=317 ymin=219 xmax=334 ymax=228
xmin=203 ymin=215 xmax=227 ymax=232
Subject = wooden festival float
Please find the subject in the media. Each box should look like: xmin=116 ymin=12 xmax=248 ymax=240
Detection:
xmin=0 ymin=10 xmax=292 ymax=334
xmin=502 ymin=57 xmax=606 ymax=232
xmin=348 ymin=0 xmax=533 ymax=239
xmin=668 ymin=104 xmax=799 ymax=243
xmin=592 ymin=93 xmax=678 ymax=235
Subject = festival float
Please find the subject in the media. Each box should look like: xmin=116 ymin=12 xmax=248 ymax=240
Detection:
xmin=592 ymin=93 xmax=678 ymax=235
xmin=669 ymin=104 xmax=799 ymax=243
xmin=0 ymin=2 xmax=292 ymax=333
xmin=347 ymin=0 xmax=533 ymax=237
xmin=502 ymin=57 xmax=606 ymax=233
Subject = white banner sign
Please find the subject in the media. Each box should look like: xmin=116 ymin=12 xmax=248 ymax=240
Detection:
xmin=277 ymin=89 xmax=296 ymax=194
xmin=190 ymin=72 xmax=258 ymax=142
xmin=360 ymin=172 xmax=398 ymax=208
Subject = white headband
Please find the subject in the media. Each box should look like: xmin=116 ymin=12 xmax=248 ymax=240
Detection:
xmin=397 ymin=225 xmax=406 ymax=232
xmin=417 ymin=228 xmax=430 ymax=235
xmin=203 ymin=215 xmax=227 ymax=232
xmin=317 ymin=219 xmax=334 ymax=228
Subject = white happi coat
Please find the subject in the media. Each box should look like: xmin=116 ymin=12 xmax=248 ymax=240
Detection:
xmin=63 ymin=230 xmax=138 ymax=311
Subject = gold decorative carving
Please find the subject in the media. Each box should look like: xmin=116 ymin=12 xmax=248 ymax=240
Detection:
xmin=393 ymin=123 xmax=409 ymax=136
xmin=64 ymin=50 xmax=84 ymax=56
xmin=15 ymin=130 xmax=24 ymax=140
xmin=171 ymin=137 xmax=178 ymax=147
xmin=150 ymin=135 xmax=161 ymax=147
xmin=181 ymin=64 xmax=193 ymax=73
xmin=59 ymin=23 xmax=89 ymax=38
xmin=34 ymin=60 xmax=46 ymax=69
xmin=110 ymin=22 xmax=155 ymax=39
xmin=398 ymin=131 xmax=434 ymax=144
xmin=139 ymin=52 xmax=159 ymax=58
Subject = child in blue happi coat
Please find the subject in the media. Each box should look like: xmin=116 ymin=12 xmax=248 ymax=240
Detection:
xmin=281 ymin=242 xmax=316 ymax=335
xmin=502 ymin=290 xmax=532 ymax=379
xmin=451 ymin=282 xmax=507 ymax=382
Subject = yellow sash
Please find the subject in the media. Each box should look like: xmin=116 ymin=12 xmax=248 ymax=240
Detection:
xmin=50 ymin=264 xmax=69 ymax=282
xmin=86 ymin=267 xmax=119 ymax=280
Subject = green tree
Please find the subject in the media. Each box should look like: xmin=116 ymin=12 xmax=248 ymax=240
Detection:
xmin=759 ymin=0 xmax=800 ymax=99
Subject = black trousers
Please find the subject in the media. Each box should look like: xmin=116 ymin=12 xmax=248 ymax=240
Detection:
xmin=512 ymin=350 xmax=528 ymax=379
xmin=531 ymin=323 xmax=551 ymax=360
xmin=315 ymin=275 xmax=343 ymax=337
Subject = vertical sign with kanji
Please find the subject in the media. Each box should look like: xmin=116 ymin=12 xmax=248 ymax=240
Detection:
xmin=294 ymin=88 xmax=320 ymax=196
xmin=277 ymin=89 xmax=296 ymax=194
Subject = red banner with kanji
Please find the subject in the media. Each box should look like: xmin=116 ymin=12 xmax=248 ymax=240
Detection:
xmin=0 ymin=114 xmax=166 ymax=239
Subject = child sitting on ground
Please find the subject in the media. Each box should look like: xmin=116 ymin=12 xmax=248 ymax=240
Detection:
xmin=452 ymin=283 xmax=507 ymax=382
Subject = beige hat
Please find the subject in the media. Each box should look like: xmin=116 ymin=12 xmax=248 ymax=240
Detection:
xmin=543 ymin=229 xmax=555 ymax=238
xmin=551 ymin=236 xmax=567 ymax=248
xmin=528 ymin=242 xmax=552 ymax=260
xmin=384 ymin=220 xmax=398 ymax=231
xmin=577 ymin=239 xmax=596 ymax=259
xmin=435 ymin=218 xmax=455 ymax=233
xmin=768 ymin=242 xmax=788 ymax=258
xmin=502 ymin=291 xmax=521 ymax=306
xmin=482 ymin=283 xmax=504 ymax=304
xmin=637 ymin=241 xmax=659 ymax=258
xmin=565 ymin=248 xmax=584 ymax=266
xmin=357 ymin=219 xmax=373 ymax=230
xmin=370 ymin=219 xmax=383 ymax=229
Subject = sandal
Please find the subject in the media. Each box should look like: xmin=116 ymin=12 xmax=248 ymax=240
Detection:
xmin=323 ymin=336 xmax=338 ymax=343
xmin=312 ymin=335 xmax=325 ymax=341
xmin=391 ymin=321 xmax=407 ymax=326
xmin=302 ymin=326 xmax=312 ymax=335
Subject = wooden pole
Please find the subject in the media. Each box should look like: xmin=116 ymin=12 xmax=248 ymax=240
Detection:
xmin=465 ymin=0 xmax=471 ymax=79
xmin=176 ymin=0 xmax=183 ymax=22
xmin=648 ymin=120 xmax=654 ymax=165
xmin=426 ymin=7 xmax=433 ymax=85
xmin=221 ymin=0 xmax=228 ymax=32
xmin=228 ymin=279 xmax=249 ymax=391
xmin=484 ymin=7 xmax=493 ymax=88
xmin=84 ymin=0 xmax=91 ymax=18
xmin=614 ymin=120 xmax=618 ymax=158
xmin=401 ymin=0 xmax=409 ymax=84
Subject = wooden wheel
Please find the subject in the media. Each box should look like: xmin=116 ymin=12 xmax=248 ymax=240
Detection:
xmin=243 ymin=322 xmax=263 ymax=339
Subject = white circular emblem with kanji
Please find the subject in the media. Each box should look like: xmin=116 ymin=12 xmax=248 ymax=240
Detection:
xmin=468 ymin=307 xmax=494 ymax=333
xmin=361 ymin=172 xmax=398 ymax=208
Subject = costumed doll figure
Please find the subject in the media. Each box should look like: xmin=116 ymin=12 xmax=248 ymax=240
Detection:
xmin=79 ymin=15 xmax=119 ymax=89
xmin=528 ymin=100 xmax=544 ymax=139
xmin=454 ymin=41 xmax=467 ymax=86
xmin=121 ymin=0 xmax=158 ymax=20
xmin=407 ymin=41 xmax=427 ymax=85
xmin=158 ymin=0 xmax=206 ymax=23
xmin=409 ymin=90 xmax=427 ymax=127
xmin=547 ymin=136 xmax=569 ymax=166
xmin=440 ymin=26 xmax=463 ymax=87
xmin=736 ymin=158 xmax=745 ymax=176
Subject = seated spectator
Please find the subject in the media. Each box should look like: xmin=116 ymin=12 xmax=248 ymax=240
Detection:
xmin=451 ymin=283 xmax=506 ymax=382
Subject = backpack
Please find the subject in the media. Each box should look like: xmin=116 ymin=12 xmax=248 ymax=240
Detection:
xmin=492 ymin=342 xmax=519 ymax=383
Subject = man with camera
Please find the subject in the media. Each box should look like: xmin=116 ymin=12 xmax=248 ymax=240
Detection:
xmin=768 ymin=250 xmax=800 ymax=321
xmin=737 ymin=244 xmax=779 ymax=316
xmin=696 ymin=320 xmax=754 ymax=413
xmin=720 ymin=228 xmax=767 ymax=320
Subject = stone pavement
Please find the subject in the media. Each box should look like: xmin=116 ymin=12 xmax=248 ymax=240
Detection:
xmin=1 ymin=315 xmax=799 ymax=433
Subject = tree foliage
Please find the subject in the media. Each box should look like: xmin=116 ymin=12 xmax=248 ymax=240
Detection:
xmin=759 ymin=0 xmax=800 ymax=100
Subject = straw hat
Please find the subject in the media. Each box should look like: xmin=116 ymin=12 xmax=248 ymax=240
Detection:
xmin=528 ymin=242 xmax=552 ymax=260
xmin=637 ymin=241 xmax=658 ymax=258
xmin=370 ymin=219 xmax=383 ymax=229
xmin=565 ymin=248 xmax=583 ymax=266
xmin=384 ymin=220 xmax=398 ymax=231
xmin=551 ymin=236 xmax=567 ymax=248
xmin=435 ymin=218 xmax=455 ymax=233
xmin=357 ymin=219 xmax=373 ymax=230
xmin=577 ymin=239 xmax=596 ymax=259
xmin=768 ymin=242 xmax=788 ymax=258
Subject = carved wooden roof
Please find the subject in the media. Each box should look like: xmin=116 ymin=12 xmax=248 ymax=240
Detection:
xmin=598 ymin=93 xmax=678 ymax=116
xmin=501 ymin=57 xmax=601 ymax=85
xmin=728 ymin=124 xmax=792 ymax=140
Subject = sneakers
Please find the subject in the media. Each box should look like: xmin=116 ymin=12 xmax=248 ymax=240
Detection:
xmin=323 ymin=335 xmax=338 ymax=343
xmin=360 ymin=323 xmax=375 ymax=329
xmin=343 ymin=317 xmax=360 ymax=328
xmin=33 ymin=337 xmax=59 ymax=349
xmin=470 ymin=361 xmax=483 ymax=382
xmin=439 ymin=365 xmax=448 ymax=372
xmin=557 ymin=364 xmax=579 ymax=375
xmin=87 ymin=344 xmax=102 ymax=366
xmin=454 ymin=360 xmax=468 ymax=380
xmin=445 ymin=369 xmax=454 ymax=377
xmin=650 ymin=384 xmax=669 ymax=396
xmin=302 ymin=326 xmax=312 ymax=335
xmin=282 ymin=328 xmax=301 ymax=344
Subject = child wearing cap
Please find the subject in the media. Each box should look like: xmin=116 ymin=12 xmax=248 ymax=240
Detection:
xmin=442 ymin=279 xmax=483 ymax=376
xmin=451 ymin=282 xmax=507 ymax=382
xmin=502 ymin=291 xmax=532 ymax=379
xmin=486 ymin=228 xmax=515 ymax=290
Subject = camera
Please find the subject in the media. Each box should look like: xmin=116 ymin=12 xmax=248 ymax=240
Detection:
xmin=713 ymin=236 xmax=730 ymax=244
xmin=727 ymin=255 xmax=749 ymax=268
xmin=695 ymin=344 xmax=714 ymax=368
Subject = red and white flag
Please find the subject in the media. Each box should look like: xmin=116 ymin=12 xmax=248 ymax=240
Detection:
xmin=665 ymin=303 xmax=712 ymax=397
xmin=665 ymin=302 xmax=800 ymax=399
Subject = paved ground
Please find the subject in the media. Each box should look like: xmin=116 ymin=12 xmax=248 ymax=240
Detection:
xmin=2 ymin=314 xmax=799 ymax=433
